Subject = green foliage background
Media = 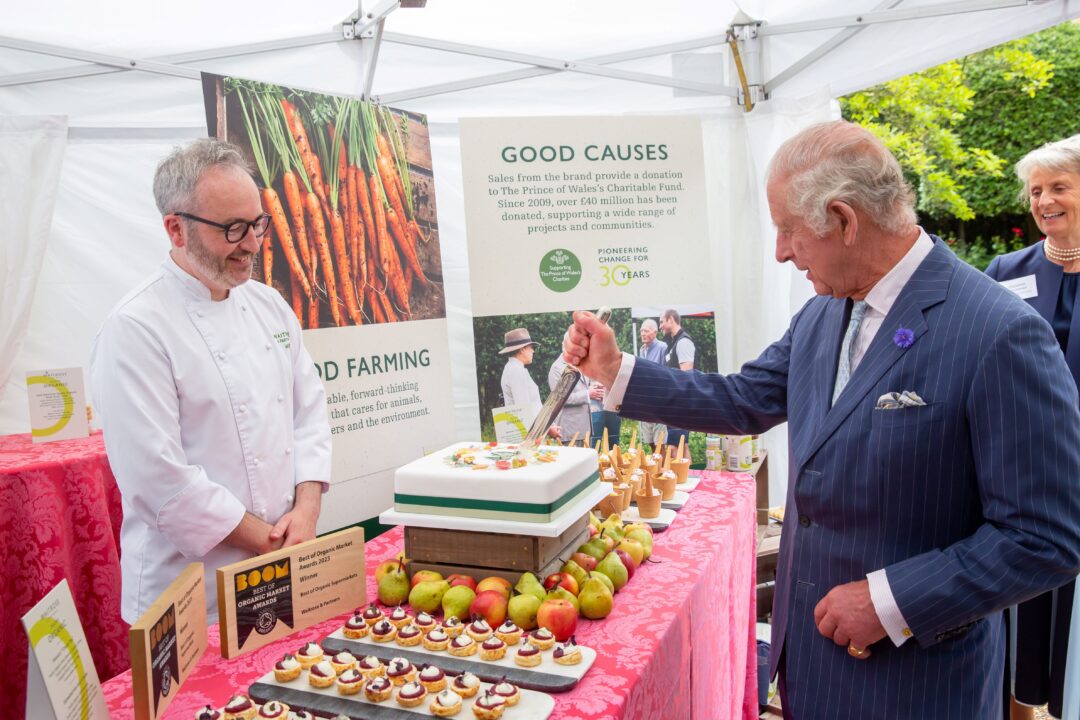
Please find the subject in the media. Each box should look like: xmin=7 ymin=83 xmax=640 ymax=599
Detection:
xmin=472 ymin=310 xmax=718 ymax=462
xmin=841 ymin=21 xmax=1080 ymax=269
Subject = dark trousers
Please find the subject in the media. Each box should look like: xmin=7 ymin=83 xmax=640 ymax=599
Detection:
xmin=591 ymin=410 xmax=622 ymax=444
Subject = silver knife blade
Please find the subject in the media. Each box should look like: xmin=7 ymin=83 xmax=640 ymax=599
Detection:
xmin=520 ymin=307 xmax=612 ymax=449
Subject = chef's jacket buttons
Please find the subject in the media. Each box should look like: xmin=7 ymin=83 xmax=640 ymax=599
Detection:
xmin=285 ymin=494 xmax=293 ymax=504
xmin=277 ymin=394 xmax=284 ymax=402
xmin=253 ymin=458 xmax=260 ymax=466
xmin=265 ymin=343 xmax=272 ymax=351
xmin=285 ymin=447 xmax=293 ymax=455
xmin=217 ymin=352 xmax=225 ymax=361
xmin=239 ymin=405 xmax=246 ymax=413
xmin=241 ymin=305 xmax=247 ymax=311
xmin=196 ymin=311 xmax=204 ymax=318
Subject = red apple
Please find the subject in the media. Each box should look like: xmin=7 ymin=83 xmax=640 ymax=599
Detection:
xmin=410 ymin=570 xmax=443 ymax=588
xmin=536 ymin=598 xmax=578 ymax=641
xmin=613 ymin=550 xmax=636 ymax=581
xmin=447 ymin=574 xmax=477 ymax=591
xmin=475 ymin=576 xmax=513 ymax=600
xmin=469 ymin=590 xmax=509 ymax=627
xmin=570 ymin=552 xmax=598 ymax=573
xmin=543 ymin=572 xmax=579 ymax=596
xmin=588 ymin=524 xmax=599 ymax=538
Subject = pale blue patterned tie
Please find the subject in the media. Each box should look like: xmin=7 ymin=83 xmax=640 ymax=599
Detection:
xmin=833 ymin=300 xmax=869 ymax=405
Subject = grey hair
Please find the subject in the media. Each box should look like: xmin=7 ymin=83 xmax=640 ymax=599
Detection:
xmin=641 ymin=318 xmax=658 ymax=332
xmin=1015 ymin=134 xmax=1080 ymax=203
xmin=766 ymin=120 xmax=917 ymax=236
xmin=152 ymin=138 xmax=252 ymax=216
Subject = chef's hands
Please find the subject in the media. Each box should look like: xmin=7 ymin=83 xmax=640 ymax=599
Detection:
xmin=814 ymin=579 xmax=887 ymax=659
xmin=564 ymin=311 xmax=623 ymax=389
xmin=270 ymin=481 xmax=322 ymax=548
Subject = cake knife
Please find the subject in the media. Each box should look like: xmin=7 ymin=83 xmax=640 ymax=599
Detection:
xmin=520 ymin=306 xmax=612 ymax=450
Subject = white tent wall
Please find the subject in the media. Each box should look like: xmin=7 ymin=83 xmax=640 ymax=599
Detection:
xmin=2 ymin=0 xmax=1078 ymax=513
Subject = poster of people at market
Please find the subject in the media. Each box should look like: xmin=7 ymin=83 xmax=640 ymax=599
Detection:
xmin=459 ymin=114 xmax=716 ymax=460
xmin=202 ymin=74 xmax=455 ymax=529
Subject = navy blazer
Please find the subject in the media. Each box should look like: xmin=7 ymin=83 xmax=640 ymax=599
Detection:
xmin=620 ymin=239 xmax=1080 ymax=718
xmin=986 ymin=240 xmax=1080 ymax=390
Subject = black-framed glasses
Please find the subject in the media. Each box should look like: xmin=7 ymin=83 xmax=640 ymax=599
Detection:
xmin=174 ymin=211 xmax=271 ymax=243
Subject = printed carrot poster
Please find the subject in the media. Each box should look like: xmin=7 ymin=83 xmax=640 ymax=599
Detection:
xmin=203 ymin=75 xmax=455 ymax=529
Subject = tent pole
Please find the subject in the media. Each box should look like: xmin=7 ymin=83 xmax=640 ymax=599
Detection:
xmin=764 ymin=0 xmax=905 ymax=95
xmin=758 ymin=0 xmax=1029 ymax=36
xmin=0 ymin=35 xmax=199 ymax=81
xmin=379 ymin=32 xmax=732 ymax=96
xmin=376 ymin=35 xmax=731 ymax=103
xmin=0 ymin=32 xmax=340 ymax=88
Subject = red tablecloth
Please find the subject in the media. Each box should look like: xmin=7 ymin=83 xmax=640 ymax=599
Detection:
xmin=103 ymin=470 xmax=757 ymax=719
xmin=0 ymin=431 xmax=129 ymax=712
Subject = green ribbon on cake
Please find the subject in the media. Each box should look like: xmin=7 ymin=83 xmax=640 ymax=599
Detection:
xmin=394 ymin=471 xmax=601 ymax=523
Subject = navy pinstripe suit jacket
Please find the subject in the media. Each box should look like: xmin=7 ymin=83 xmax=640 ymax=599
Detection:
xmin=620 ymin=239 xmax=1080 ymax=718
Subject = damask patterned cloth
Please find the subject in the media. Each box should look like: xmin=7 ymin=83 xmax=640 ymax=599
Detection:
xmin=103 ymin=470 xmax=757 ymax=719
xmin=0 ymin=431 xmax=129 ymax=713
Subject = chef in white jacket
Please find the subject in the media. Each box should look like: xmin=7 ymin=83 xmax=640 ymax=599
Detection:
xmin=90 ymin=139 xmax=332 ymax=623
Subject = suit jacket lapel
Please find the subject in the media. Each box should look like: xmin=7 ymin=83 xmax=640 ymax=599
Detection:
xmin=797 ymin=241 xmax=954 ymax=468
xmin=797 ymin=299 xmax=848 ymax=462
xmin=1028 ymin=243 xmax=1062 ymax=322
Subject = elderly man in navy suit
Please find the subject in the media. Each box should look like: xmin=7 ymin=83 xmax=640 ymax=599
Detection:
xmin=564 ymin=120 xmax=1080 ymax=718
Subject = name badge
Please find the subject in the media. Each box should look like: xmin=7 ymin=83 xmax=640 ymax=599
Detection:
xmin=999 ymin=274 xmax=1038 ymax=300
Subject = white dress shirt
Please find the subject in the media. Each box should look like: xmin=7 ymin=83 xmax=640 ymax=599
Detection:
xmin=90 ymin=257 xmax=331 ymax=623
xmin=605 ymin=229 xmax=935 ymax=646
xmin=501 ymin=356 xmax=543 ymax=425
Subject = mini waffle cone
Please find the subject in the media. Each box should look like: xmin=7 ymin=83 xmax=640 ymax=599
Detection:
xmin=655 ymin=473 xmax=677 ymax=500
xmin=636 ymin=490 xmax=663 ymax=518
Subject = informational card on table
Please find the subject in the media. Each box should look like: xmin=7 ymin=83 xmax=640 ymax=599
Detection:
xmin=459 ymin=115 xmax=712 ymax=315
xmin=22 ymin=579 xmax=108 ymax=720
xmin=491 ymin=405 xmax=527 ymax=443
xmin=217 ymin=528 xmax=366 ymax=659
xmin=26 ymin=367 xmax=89 ymax=443
xmin=129 ymin=564 xmax=207 ymax=720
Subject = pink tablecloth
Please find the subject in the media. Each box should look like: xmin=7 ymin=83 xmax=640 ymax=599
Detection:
xmin=0 ymin=431 xmax=129 ymax=713
xmin=103 ymin=470 xmax=757 ymax=719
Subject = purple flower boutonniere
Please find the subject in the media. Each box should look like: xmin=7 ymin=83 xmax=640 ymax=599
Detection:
xmin=893 ymin=327 xmax=915 ymax=349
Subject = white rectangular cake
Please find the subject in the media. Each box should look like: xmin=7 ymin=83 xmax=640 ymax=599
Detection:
xmin=394 ymin=443 xmax=600 ymax=523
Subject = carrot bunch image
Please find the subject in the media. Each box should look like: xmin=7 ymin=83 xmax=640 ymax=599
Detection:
xmin=225 ymin=79 xmax=438 ymax=328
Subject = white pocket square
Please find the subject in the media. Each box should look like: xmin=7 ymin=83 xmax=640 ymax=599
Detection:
xmin=876 ymin=391 xmax=926 ymax=410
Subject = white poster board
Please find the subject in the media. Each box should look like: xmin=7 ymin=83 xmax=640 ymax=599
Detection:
xmin=22 ymin=579 xmax=108 ymax=720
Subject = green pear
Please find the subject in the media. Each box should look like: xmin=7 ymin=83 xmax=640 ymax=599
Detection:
xmin=514 ymin=572 xmax=547 ymax=603
xmin=589 ymin=511 xmax=601 ymax=529
xmin=624 ymin=528 xmax=654 ymax=559
xmin=507 ymin=593 xmax=542 ymax=630
xmin=545 ymin=586 xmax=580 ymax=614
xmin=377 ymin=563 xmax=410 ymax=606
xmin=588 ymin=570 xmax=614 ymax=595
xmin=441 ymin=584 xmax=476 ymax=620
xmin=599 ymin=517 xmax=625 ymax=542
xmin=596 ymin=552 xmax=629 ymax=591
xmin=578 ymin=574 xmax=614 ymax=619
xmin=578 ymin=537 xmax=608 ymax=562
xmin=560 ymin=559 xmax=588 ymax=589
xmin=409 ymin=580 xmax=449 ymax=613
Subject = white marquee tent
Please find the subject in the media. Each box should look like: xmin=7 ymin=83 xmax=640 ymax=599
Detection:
xmin=3 ymin=0 xmax=1079 ymax=513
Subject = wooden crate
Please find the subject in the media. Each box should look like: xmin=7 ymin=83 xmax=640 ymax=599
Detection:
xmin=404 ymin=516 xmax=590 ymax=581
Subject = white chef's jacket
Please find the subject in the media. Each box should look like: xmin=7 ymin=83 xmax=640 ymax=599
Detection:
xmin=89 ymin=257 xmax=331 ymax=623
xmin=500 ymin=356 xmax=542 ymax=425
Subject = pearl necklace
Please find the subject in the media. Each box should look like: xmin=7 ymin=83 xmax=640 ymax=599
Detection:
xmin=1044 ymin=239 xmax=1080 ymax=263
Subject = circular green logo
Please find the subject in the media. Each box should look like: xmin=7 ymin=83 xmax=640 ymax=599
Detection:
xmin=539 ymin=248 xmax=582 ymax=292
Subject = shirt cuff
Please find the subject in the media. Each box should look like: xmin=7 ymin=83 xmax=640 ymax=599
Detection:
xmin=603 ymin=353 xmax=636 ymax=412
xmin=867 ymin=568 xmax=915 ymax=647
